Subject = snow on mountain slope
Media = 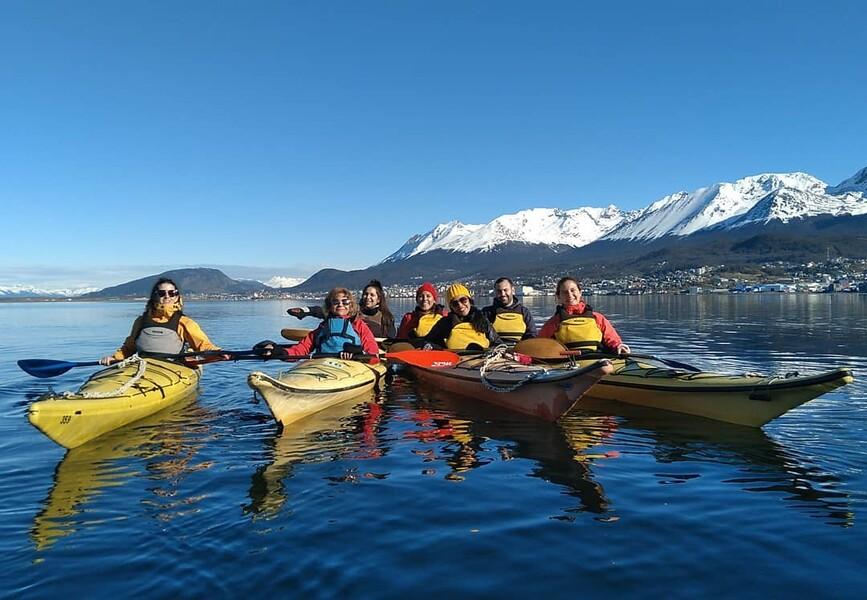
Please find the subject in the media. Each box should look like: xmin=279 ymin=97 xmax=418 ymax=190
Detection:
xmin=264 ymin=276 xmax=306 ymax=288
xmin=0 ymin=285 xmax=100 ymax=298
xmin=826 ymin=166 xmax=867 ymax=195
xmin=382 ymin=221 xmax=484 ymax=262
xmin=381 ymin=206 xmax=628 ymax=262
xmin=719 ymin=186 xmax=867 ymax=229
xmin=603 ymin=172 xmax=827 ymax=240
xmin=378 ymin=165 xmax=867 ymax=263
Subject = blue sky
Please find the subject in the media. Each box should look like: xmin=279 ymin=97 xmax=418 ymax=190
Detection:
xmin=1 ymin=1 xmax=865 ymax=288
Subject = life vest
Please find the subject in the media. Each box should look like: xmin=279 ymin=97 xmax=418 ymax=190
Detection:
xmin=135 ymin=310 xmax=185 ymax=355
xmin=315 ymin=317 xmax=362 ymax=354
xmin=445 ymin=319 xmax=491 ymax=351
xmin=488 ymin=307 xmax=527 ymax=343
xmin=554 ymin=306 xmax=603 ymax=351
xmin=413 ymin=312 xmax=443 ymax=338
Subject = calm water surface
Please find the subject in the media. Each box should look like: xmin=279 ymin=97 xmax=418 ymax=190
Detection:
xmin=1 ymin=295 xmax=866 ymax=598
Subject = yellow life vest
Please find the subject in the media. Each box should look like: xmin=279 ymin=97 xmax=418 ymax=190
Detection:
xmin=446 ymin=321 xmax=491 ymax=351
xmin=413 ymin=313 xmax=443 ymax=338
xmin=554 ymin=307 xmax=603 ymax=351
xmin=491 ymin=311 xmax=527 ymax=343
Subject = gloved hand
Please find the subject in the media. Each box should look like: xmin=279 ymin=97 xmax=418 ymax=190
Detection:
xmin=286 ymin=308 xmax=309 ymax=319
xmin=253 ymin=340 xmax=288 ymax=358
xmin=341 ymin=344 xmax=364 ymax=356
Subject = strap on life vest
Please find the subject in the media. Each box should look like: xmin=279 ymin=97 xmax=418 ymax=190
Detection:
xmin=491 ymin=310 xmax=527 ymax=342
xmin=554 ymin=306 xmax=603 ymax=351
xmin=135 ymin=310 xmax=185 ymax=355
xmin=316 ymin=317 xmax=362 ymax=354
xmin=446 ymin=321 xmax=491 ymax=351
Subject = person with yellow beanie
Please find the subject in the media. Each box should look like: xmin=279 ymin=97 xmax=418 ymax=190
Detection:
xmin=422 ymin=283 xmax=503 ymax=351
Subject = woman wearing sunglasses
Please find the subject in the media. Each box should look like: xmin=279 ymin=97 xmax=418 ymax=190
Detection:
xmin=99 ymin=278 xmax=221 ymax=365
xmin=285 ymin=280 xmax=395 ymax=339
xmin=255 ymin=287 xmax=380 ymax=360
xmin=422 ymin=283 xmax=503 ymax=351
xmin=538 ymin=276 xmax=630 ymax=355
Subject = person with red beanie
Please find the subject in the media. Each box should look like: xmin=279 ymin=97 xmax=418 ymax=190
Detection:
xmin=396 ymin=282 xmax=448 ymax=344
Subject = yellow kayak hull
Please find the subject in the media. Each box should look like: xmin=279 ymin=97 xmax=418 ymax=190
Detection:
xmin=580 ymin=358 xmax=854 ymax=427
xmin=28 ymin=359 xmax=201 ymax=449
xmin=248 ymin=358 xmax=387 ymax=427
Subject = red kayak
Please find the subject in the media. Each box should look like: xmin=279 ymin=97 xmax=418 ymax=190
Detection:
xmin=403 ymin=353 xmax=614 ymax=421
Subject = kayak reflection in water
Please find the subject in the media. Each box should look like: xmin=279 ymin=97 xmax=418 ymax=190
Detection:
xmin=538 ymin=276 xmax=631 ymax=355
xmin=254 ymin=287 xmax=381 ymax=361
xmin=99 ymin=277 xmax=221 ymax=365
xmin=422 ymin=283 xmax=504 ymax=351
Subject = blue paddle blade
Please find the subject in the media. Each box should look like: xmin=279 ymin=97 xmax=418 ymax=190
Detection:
xmin=17 ymin=359 xmax=100 ymax=378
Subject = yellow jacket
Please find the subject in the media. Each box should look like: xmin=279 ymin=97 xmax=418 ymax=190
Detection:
xmin=111 ymin=312 xmax=220 ymax=360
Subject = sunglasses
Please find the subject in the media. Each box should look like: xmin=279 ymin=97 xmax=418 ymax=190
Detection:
xmin=155 ymin=289 xmax=180 ymax=298
xmin=450 ymin=297 xmax=471 ymax=307
xmin=330 ymin=299 xmax=351 ymax=306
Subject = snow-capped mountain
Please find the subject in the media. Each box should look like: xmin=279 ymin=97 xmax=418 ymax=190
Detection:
xmin=827 ymin=166 xmax=867 ymax=195
xmin=381 ymin=206 xmax=629 ymax=262
xmin=264 ymin=276 xmax=307 ymax=289
xmin=0 ymin=285 xmax=100 ymax=298
xmin=603 ymin=172 xmax=832 ymax=240
xmin=380 ymin=166 xmax=867 ymax=262
xmin=383 ymin=221 xmax=485 ymax=262
xmin=717 ymin=186 xmax=867 ymax=230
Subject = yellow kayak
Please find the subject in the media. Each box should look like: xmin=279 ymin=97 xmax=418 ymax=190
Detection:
xmin=248 ymin=358 xmax=387 ymax=427
xmin=579 ymin=357 xmax=854 ymax=427
xmin=28 ymin=357 xmax=201 ymax=449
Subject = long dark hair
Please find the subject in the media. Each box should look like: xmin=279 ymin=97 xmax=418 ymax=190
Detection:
xmin=555 ymin=276 xmax=581 ymax=296
xmin=144 ymin=277 xmax=183 ymax=315
xmin=452 ymin=298 xmax=489 ymax=334
xmin=362 ymin=279 xmax=395 ymax=331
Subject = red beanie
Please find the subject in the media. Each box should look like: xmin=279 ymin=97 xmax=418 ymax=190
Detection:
xmin=416 ymin=282 xmax=438 ymax=302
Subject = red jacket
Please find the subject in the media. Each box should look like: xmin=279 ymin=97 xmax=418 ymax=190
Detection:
xmin=285 ymin=316 xmax=380 ymax=359
xmin=538 ymin=301 xmax=624 ymax=352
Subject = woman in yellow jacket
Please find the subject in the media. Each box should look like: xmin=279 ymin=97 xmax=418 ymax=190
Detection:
xmin=99 ymin=278 xmax=221 ymax=364
xmin=422 ymin=283 xmax=503 ymax=351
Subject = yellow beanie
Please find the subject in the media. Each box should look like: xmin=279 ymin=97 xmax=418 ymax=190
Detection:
xmin=446 ymin=283 xmax=472 ymax=304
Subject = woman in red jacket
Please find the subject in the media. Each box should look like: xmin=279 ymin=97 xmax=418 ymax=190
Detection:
xmin=255 ymin=287 xmax=380 ymax=360
xmin=396 ymin=282 xmax=448 ymax=344
xmin=538 ymin=277 xmax=630 ymax=355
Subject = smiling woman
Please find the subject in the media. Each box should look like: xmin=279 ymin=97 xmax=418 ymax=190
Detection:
xmin=98 ymin=278 xmax=221 ymax=364
xmin=421 ymin=282 xmax=504 ymax=351
xmin=253 ymin=287 xmax=381 ymax=361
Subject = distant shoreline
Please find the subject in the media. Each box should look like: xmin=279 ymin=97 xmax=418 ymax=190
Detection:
xmin=2 ymin=290 xmax=863 ymax=304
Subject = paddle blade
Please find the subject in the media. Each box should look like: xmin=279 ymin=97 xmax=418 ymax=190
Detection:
xmin=513 ymin=338 xmax=569 ymax=361
xmin=386 ymin=341 xmax=416 ymax=354
xmin=385 ymin=349 xmax=461 ymax=369
xmin=281 ymin=328 xmax=313 ymax=342
xmin=17 ymin=359 xmax=100 ymax=378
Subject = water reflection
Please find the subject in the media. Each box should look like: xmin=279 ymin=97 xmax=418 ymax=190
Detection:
xmin=574 ymin=397 xmax=855 ymax=527
xmin=30 ymin=396 xmax=213 ymax=550
xmin=401 ymin=381 xmax=617 ymax=519
xmin=244 ymin=391 xmax=384 ymax=519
